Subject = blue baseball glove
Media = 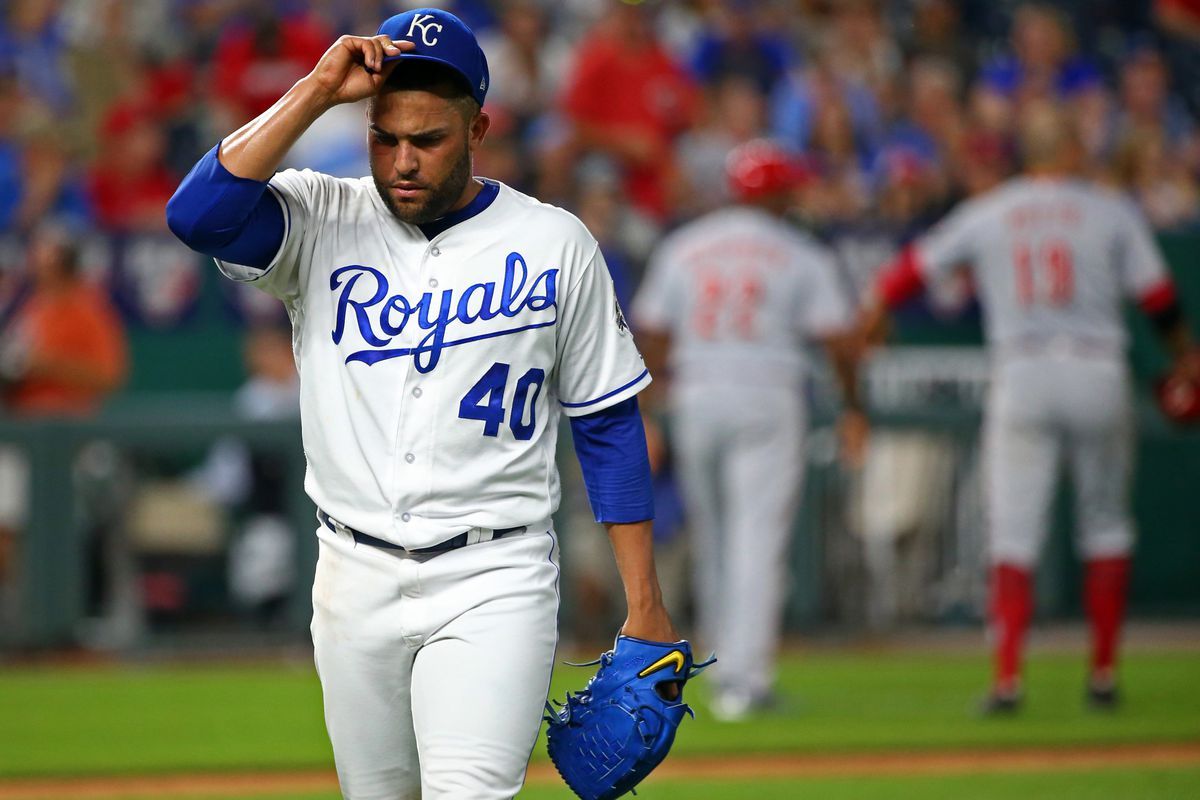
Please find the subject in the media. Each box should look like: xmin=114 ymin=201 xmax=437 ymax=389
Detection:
xmin=544 ymin=635 xmax=714 ymax=800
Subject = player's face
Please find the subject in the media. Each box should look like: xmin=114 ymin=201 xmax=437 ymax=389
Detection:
xmin=368 ymin=89 xmax=489 ymax=225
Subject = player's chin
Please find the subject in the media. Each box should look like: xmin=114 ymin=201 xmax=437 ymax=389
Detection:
xmin=385 ymin=196 xmax=436 ymax=225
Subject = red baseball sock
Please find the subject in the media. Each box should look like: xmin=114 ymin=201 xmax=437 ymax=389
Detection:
xmin=990 ymin=563 xmax=1033 ymax=694
xmin=1085 ymin=556 xmax=1131 ymax=683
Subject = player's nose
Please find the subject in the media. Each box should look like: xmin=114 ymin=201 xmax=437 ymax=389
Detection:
xmin=394 ymin=142 xmax=420 ymax=177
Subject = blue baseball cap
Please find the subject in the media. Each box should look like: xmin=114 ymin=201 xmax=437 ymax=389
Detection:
xmin=377 ymin=8 xmax=489 ymax=106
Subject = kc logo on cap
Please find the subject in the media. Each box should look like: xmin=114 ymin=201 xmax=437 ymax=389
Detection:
xmin=406 ymin=13 xmax=443 ymax=46
xmin=377 ymin=7 xmax=490 ymax=106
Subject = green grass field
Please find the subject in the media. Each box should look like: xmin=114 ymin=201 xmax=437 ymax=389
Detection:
xmin=2 ymin=646 xmax=1198 ymax=798
xmin=168 ymin=768 xmax=1200 ymax=800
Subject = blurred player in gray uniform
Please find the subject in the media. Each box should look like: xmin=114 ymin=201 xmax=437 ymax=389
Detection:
xmin=634 ymin=140 xmax=866 ymax=720
xmin=864 ymin=105 xmax=1198 ymax=712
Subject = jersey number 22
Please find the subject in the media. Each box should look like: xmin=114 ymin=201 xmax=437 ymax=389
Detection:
xmin=693 ymin=271 xmax=763 ymax=338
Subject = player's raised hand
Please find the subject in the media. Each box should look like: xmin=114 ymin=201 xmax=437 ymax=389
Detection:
xmin=306 ymin=35 xmax=414 ymax=107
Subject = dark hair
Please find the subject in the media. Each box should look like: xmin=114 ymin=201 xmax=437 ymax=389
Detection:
xmin=382 ymin=60 xmax=480 ymax=116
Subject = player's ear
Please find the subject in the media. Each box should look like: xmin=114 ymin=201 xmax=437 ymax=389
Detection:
xmin=469 ymin=110 xmax=490 ymax=152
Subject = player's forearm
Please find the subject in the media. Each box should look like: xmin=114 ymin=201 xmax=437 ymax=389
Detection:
xmin=606 ymin=520 xmax=676 ymax=640
xmin=875 ymin=245 xmax=926 ymax=309
xmin=636 ymin=330 xmax=671 ymax=412
xmin=218 ymin=78 xmax=335 ymax=181
xmin=825 ymin=330 xmax=864 ymax=412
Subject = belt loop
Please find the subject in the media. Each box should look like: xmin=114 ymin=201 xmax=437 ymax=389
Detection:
xmin=320 ymin=510 xmax=354 ymax=544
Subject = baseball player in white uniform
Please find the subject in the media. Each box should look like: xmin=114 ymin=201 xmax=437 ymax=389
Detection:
xmin=634 ymin=140 xmax=866 ymax=721
xmin=864 ymin=105 xmax=1197 ymax=712
xmin=167 ymin=9 xmax=682 ymax=798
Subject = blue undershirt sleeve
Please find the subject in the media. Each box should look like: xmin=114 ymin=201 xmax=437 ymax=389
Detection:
xmin=166 ymin=142 xmax=286 ymax=270
xmin=569 ymin=396 xmax=655 ymax=524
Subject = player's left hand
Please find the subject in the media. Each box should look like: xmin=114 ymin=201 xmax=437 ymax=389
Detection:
xmin=545 ymin=636 xmax=715 ymax=800
xmin=620 ymin=603 xmax=678 ymax=648
xmin=622 ymin=605 xmax=681 ymax=699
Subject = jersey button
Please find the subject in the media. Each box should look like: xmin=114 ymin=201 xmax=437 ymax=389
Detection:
xmin=428 ymin=278 xmax=439 ymax=288
xmin=405 ymin=453 xmax=415 ymax=464
xmin=431 ymin=246 xmax=441 ymax=257
xmin=412 ymin=387 xmax=422 ymax=398
xmin=401 ymin=512 xmax=411 ymax=522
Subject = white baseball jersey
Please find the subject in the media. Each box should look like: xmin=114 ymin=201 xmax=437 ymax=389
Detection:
xmin=915 ymin=177 xmax=1169 ymax=349
xmin=217 ymin=173 xmax=648 ymax=549
xmin=633 ymin=206 xmax=853 ymax=389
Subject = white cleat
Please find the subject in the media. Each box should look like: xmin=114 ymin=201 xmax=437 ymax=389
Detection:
xmin=709 ymin=690 xmax=773 ymax=722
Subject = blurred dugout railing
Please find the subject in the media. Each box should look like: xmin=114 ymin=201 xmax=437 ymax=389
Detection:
xmin=794 ymin=349 xmax=988 ymax=631
xmin=791 ymin=349 xmax=1200 ymax=632
xmin=3 ymin=356 xmax=1198 ymax=650
xmin=0 ymin=398 xmax=315 ymax=649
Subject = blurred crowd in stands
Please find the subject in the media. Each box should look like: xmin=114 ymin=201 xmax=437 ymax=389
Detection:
xmin=5 ymin=0 xmax=1200 ymax=645
xmin=2 ymin=0 xmax=1200 ymax=347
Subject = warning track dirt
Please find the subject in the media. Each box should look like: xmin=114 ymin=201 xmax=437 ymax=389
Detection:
xmin=0 ymin=742 xmax=1197 ymax=799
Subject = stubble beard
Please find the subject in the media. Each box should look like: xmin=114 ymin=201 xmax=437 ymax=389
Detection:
xmin=372 ymin=142 xmax=473 ymax=226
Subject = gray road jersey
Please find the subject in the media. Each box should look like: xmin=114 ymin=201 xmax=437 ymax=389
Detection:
xmin=916 ymin=177 xmax=1168 ymax=350
xmin=634 ymin=206 xmax=853 ymax=389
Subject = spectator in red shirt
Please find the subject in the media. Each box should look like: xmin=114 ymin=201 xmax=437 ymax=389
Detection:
xmin=86 ymin=102 xmax=175 ymax=232
xmin=1157 ymin=0 xmax=1200 ymax=40
xmin=557 ymin=1 xmax=699 ymax=221
xmin=210 ymin=9 xmax=330 ymax=127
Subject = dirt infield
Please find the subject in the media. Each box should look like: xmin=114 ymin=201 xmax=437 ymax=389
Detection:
xmin=1 ymin=742 xmax=1198 ymax=799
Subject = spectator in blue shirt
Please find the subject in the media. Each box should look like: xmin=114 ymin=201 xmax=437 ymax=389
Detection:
xmin=0 ymin=1 xmax=73 ymax=112
xmin=689 ymin=0 xmax=795 ymax=94
xmin=972 ymin=4 xmax=1103 ymax=132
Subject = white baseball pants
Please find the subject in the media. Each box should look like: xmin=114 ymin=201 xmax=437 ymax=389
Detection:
xmin=986 ymin=350 xmax=1135 ymax=568
xmin=310 ymin=522 xmax=560 ymax=800
xmin=673 ymin=384 xmax=807 ymax=700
